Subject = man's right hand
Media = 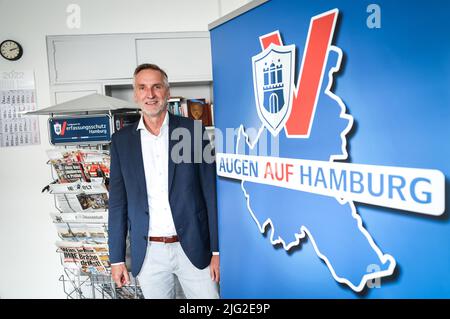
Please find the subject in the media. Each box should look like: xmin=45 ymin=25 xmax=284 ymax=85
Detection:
xmin=111 ymin=263 xmax=130 ymax=288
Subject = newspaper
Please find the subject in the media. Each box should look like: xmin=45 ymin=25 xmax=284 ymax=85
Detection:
xmin=86 ymin=224 xmax=108 ymax=243
xmin=55 ymin=192 xmax=108 ymax=213
xmin=77 ymin=193 xmax=109 ymax=210
xmin=56 ymin=241 xmax=110 ymax=274
xmin=50 ymin=149 xmax=112 ymax=275
xmin=52 ymin=214 xmax=108 ymax=243
xmin=49 ymin=182 xmax=107 ymax=194
xmin=55 ymin=193 xmax=83 ymax=212
xmin=78 ymin=244 xmax=110 ymax=274
xmin=55 ymin=223 xmax=74 ymax=241
xmin=56 ymin=241 xmax=82 ymax=270
xmin=50 ymin=212 xmax=108 ymax=224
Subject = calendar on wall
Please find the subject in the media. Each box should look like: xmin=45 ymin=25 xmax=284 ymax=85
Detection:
xmin=0 ymin=70 xmax=40 ymax=147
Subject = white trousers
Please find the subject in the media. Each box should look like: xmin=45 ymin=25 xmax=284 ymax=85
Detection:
xmin=136 ymin=241 xmax=219 ymax=299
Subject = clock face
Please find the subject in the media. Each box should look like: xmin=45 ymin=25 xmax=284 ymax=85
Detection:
xmin=0 ymin=40 xmax=23 ymax=61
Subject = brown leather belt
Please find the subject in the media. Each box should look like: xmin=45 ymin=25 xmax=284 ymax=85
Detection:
xmin=149 ymin=235 xmax=179 ymax=243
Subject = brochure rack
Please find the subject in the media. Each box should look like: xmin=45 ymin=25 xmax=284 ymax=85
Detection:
xmin=46 ymin=146 xmax=144 ymax=299
xmin=28 ymin=93 xmax=144 ymax=299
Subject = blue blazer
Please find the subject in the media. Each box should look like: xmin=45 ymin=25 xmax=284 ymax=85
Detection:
xmin=108 ymin=113 xmax=218 ymax=277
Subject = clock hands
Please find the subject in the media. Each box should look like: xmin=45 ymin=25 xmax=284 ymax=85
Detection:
xmin=1 ymin=40 xmax=22 ymax=60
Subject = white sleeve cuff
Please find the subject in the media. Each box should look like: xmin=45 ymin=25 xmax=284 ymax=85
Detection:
xmin=111 ymin=262 xmax=125 ymax=266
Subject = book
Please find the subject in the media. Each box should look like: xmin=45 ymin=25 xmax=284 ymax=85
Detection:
xmin=180 ymin=100 xmax=188 ymax=117
xmin=168 ymin=97 xmax=183 ymax=116
xmin=210 ymin=103 xmax=214 ymax=126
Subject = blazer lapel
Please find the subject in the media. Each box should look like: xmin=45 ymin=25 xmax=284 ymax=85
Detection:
xmin=130 ymin=121 xmax=148 ymax=199
xmin=168 ymin=113 xmax=178 ymax=193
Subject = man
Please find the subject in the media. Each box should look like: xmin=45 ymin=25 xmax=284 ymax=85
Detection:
xmin=108 ymin=63 xmax=219 ymax=298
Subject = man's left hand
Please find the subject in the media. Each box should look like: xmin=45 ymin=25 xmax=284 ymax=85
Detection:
xmin=210 ymin=255 xmax=220 ymax=282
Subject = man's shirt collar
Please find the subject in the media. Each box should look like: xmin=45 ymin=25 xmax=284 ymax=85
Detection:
xmin=137 ymin=111 xmax=169 ymax=135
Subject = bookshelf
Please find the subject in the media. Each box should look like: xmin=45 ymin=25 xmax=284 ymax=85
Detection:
xmin=104 ymin=81 xmax=216 ymax=146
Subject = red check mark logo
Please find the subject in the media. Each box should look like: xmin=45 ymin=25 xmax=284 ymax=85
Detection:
xmin=61 ymin=121 xmax=67 ymax=136
xmin=259 ymin=9 xmax=338 ymax=137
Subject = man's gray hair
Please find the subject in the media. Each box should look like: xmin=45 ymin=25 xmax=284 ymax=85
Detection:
xmin=133 ymin=63 xmax=169 ymax=88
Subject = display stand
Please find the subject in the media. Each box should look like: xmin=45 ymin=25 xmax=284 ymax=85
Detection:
xmin=30 ymin=93 xmax=144 ymax=299
xmin=46 ymin=145 xmax=144 ymax=299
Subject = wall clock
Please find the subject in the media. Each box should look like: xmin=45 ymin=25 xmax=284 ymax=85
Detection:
xmin=0 ymin=40 xmax=23 ymax=61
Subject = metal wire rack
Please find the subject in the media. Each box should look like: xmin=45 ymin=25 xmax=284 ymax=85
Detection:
xmin=58 ymin=266 xmax=144 ymax=299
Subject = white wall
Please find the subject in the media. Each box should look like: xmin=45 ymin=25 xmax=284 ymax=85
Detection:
xmin=0 ymin=0 xmax=249 ymax=299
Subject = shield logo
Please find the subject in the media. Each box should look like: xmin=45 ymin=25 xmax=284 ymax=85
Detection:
xmin=252 ymin=43 xmax=295 ymax=136
xmin=54 ymin=122 xmax=62 ymax=135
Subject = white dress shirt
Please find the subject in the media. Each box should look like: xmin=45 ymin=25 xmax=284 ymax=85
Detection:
xmin=137 ymin=112 xmax=177 ymax=237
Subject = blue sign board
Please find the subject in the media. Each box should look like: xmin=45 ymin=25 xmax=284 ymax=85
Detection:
xmin=211 ymin=0 xmax=450 ymax=298
xmin=48 ymin=115 xmax=112 ymax=145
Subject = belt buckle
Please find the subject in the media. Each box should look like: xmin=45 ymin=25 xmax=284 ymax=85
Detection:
xmin=162 ymin=237 xmax=168 ymax=243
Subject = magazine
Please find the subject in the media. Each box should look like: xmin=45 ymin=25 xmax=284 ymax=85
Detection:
xmin=83 ymin=162 xmax=110 ymax=183
xmin=46 ymin=149 xmax=110 ymax=183
xmin=52 ymin=162 xmax=86 ymax=183
xmin=47 ymin=148 xmax=109 ymax=164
